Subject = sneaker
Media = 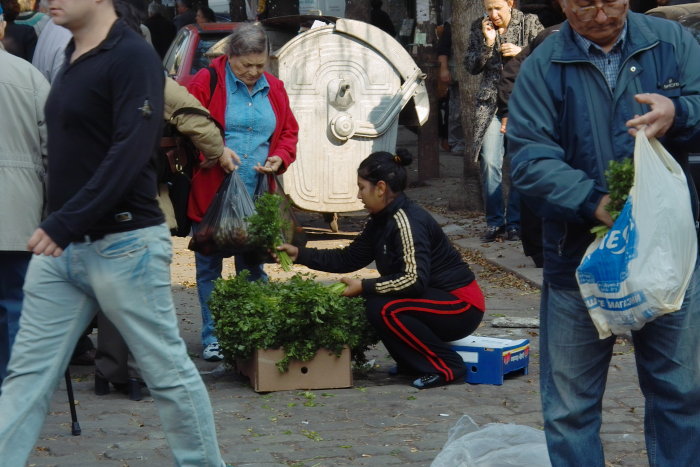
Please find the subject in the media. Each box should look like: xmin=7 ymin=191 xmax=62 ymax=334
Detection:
xmin=411 ymin=374 xmax=448 ymax=389
xmin=480 ymin=225 xmax=504 ymax=243
xmin=202 ymin=342 xmax=223 ymax=362
xmin=506 ymin=228 xmax=521 ymax=241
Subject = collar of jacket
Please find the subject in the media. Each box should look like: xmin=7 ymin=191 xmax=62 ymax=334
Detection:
xmin=550 ymin=12 xmax=658 ymax=63
xmin=370 ymin=192 xmax=408 ymax=223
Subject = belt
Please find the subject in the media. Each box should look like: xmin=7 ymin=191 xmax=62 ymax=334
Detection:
xmin=74 ymin=233 xmax=107 ymax=243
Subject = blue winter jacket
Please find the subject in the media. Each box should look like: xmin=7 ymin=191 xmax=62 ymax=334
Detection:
xmin=508 ymin=12 xmax=700 ymax=289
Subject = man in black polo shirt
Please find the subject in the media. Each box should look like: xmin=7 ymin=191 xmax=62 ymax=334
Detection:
xmin=0 ymin=0 xmax=226 ymax=464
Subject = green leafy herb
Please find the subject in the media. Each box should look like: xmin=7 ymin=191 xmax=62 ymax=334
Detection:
xmin=591 ymin=158 xmax=634 ymax=238
xmin=247 ymin=193 xmax=293 ymax=271
xmin=326 ymin=282 xmax=347 ymax=295
xmin=209 ymin=271 xmax=380 ymax=372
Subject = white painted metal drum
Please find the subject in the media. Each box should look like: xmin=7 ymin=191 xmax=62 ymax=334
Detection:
xmin=271 ymin=19 xmax=428 ymax=214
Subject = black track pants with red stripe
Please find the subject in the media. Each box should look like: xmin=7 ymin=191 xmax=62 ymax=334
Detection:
xmin=364 ymin=288 xmax=483 ymax=382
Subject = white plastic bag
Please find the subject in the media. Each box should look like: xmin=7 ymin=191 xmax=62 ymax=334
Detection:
xmin=576 ymin=131 xmax=697 ymax=339
xmin=431 ymin=415 xmax=551 ymax=467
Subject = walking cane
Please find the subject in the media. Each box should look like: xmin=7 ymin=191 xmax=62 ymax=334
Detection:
xmin=64 ymin=368 xmax=81 ymax=436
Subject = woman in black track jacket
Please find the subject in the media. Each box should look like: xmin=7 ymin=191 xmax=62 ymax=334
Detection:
xmin=276 ymin=150 xmax=485 ymax=389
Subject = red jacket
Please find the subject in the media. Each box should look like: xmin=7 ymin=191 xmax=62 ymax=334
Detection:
xmin=186 ymin=54 xmax=299 ymax=222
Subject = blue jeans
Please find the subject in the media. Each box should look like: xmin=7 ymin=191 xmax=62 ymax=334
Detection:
xmin=0 ymin=251 xmax=31 ymax=385
xmin=479 ymin=115 xmax=520 ymax=229
xmin=540 ymin=262 xmax=700 ymax=466
xmin=0 ymin=225 xmax=225 ymax=467
xmin=193 ymin=222 xmax=267 ymax=349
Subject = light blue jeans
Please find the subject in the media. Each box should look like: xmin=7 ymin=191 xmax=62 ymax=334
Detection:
xmin=0 ymin=225 xmax=225 ymax=467
xmin=540 ymin=262 xmax=700 ymax=466
xmin=479 ymin=115 xmax=520 ymax=229
xmin=192 ymin=222 xmax=267 ymax=349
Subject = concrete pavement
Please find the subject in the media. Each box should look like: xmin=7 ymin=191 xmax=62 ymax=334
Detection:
xmin=24 ymin=136 xmax=649 ymax=466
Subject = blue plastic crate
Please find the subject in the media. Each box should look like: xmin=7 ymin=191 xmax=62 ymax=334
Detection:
xmin=449 ymin=336 xmax=530 ymax=385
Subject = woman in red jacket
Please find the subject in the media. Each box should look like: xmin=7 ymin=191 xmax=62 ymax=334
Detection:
xmin=187 ymin=22 xmax=299 ymax=362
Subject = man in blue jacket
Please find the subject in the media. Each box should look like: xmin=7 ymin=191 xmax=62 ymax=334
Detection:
xmin=507 ymin=1 xmax=700 ymax=465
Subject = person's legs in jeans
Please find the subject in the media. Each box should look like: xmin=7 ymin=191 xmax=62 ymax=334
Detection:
xmin=235 ymin=254 xmax=268 ymax=282
xmin=91 ymin=225 xmax=225 ymax=466
xmin=480 ymin=115 xmax=506 ymax=229
xmin=539 ymin=282 xmax=615 ymax=467
xmin=632 ymin=261 xmax=700 ymax=466
xmin=0 ymin=251 xmax=31 ymax=384
xmin=195 ymin=251 xmax=225 ymax=351
xmin=0 ymin=252 xmax=98 ymax=466
xmin=193 ymin=226 xmax=226 ymax=351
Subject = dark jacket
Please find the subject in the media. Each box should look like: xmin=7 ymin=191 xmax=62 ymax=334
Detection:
xmin=173 ymin=9 xmax=196 ymax=31
xmin=297 ymin=194 xmax=476 ymax=297
xmin=508 ymin=12 xmax=700 ymax=289
xmin=1 ymin=22 xmax=37 ymax=61
xmin=370 ymin=8 xmax=395 ymax=36
xmin=464 ymin=9 xmax=543 ymax=158
xmin=496 ymin=24 xmax=561 ymax=119
xmin=145 ymin=13 xmax=176 ymax=58
xmin=41 ymin=20 xmax=165 ymax=248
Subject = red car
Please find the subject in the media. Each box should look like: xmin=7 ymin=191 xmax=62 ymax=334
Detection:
xmin=162 ymin=17 xmax=336 ymax=86
xmin=163 ymin=22 xmax=239 ymax=87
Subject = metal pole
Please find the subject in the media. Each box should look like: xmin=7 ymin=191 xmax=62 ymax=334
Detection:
xmin=64 ymin=368 xmax=81 ymax=436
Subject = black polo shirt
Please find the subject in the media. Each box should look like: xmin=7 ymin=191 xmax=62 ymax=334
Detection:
xmin=42 ymin=19 xmax=165 ymax=248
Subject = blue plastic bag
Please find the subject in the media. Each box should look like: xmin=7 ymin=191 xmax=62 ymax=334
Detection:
xmin=576 ymin=132 xmax=697 ymax=338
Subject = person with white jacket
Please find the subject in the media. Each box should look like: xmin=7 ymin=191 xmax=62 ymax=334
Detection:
xmin=0 ymin=4 xmax=50 ymax=385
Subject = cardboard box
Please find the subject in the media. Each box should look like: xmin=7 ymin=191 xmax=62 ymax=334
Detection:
xmin=237 ymin=347 xmax=352 ymax=392
xmin=448 ymin=336 xmax=530 ymax=385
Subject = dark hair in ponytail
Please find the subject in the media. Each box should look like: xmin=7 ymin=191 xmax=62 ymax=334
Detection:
xmin=357 ymin=148 xmax=413 ymax=193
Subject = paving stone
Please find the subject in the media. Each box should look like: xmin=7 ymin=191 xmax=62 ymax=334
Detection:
xmin=24 ymin=136 xmax=649 ymax=466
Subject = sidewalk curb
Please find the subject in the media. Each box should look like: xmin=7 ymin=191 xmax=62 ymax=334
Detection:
xmin=428 ymin=212 xmax=544 ymax=290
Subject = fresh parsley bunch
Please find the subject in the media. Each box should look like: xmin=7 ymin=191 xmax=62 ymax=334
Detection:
xmin=591 ymin=158 xmax=634 ymax=239
xmin=247 ymin=193 xmax=293 ymax=271
xmin=210 ymin=272 xmax=379 ymax=373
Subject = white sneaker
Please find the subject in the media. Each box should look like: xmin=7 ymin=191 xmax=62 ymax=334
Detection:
xmin=202 ymin=342 xmax=223 ymax=362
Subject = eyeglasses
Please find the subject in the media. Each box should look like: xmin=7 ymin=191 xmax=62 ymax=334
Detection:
xmin=568 ymin=0 xmax=628 ymax=22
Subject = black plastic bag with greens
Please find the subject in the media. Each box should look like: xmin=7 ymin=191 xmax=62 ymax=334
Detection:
xmin=188 ymin=171 xmax=256 ymax=256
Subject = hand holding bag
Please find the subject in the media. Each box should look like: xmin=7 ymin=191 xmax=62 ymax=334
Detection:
xmin=576 ymin=131 xmax=697 ymax=338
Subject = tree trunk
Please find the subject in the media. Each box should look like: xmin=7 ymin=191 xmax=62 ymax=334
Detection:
xmin=451 ymin=1 xmax=483 ymax=212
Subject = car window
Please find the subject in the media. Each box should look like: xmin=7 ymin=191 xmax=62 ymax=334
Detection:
xmin=164 ymin=30 xmax=191 ymax=77
xmin=192 ymin=37 xmax=227 ymax=74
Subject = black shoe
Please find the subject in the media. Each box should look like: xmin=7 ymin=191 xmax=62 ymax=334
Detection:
xmin=127 ymin=378 xmax=144 ymax=401
xmin=480 ymin=225 xmax=504 ymax=243
xmin=506 ymin=228 xmax=521 ymax=241
xmin=411 ymin=374 xmax=448 ymax=389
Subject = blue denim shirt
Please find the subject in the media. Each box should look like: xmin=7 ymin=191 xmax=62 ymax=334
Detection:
xmin=224 ymin=65 xmax=276 ymax=197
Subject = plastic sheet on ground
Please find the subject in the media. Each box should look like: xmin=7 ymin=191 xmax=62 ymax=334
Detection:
xmin=431 ymin=415 xmax=551 ymax=467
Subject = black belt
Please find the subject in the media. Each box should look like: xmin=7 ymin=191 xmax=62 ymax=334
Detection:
xmin=73 ymin=233 xmax=108 ymax=243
